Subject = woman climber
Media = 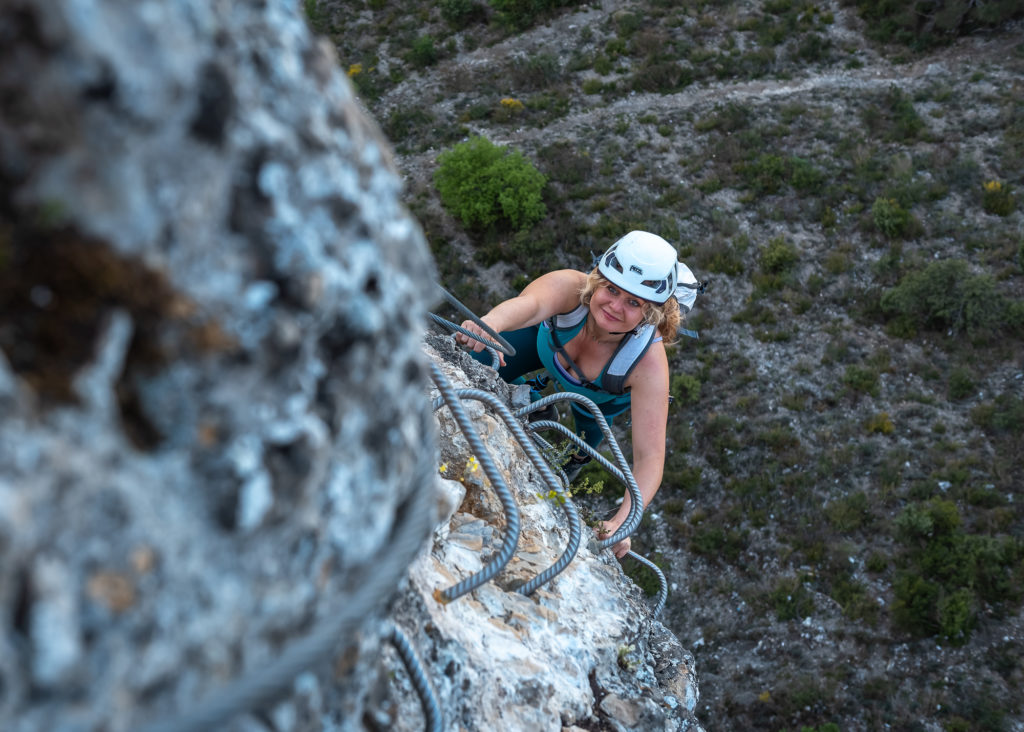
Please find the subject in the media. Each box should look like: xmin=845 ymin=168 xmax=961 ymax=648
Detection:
xmin=456 ymin=231 xmax=702 ymax=559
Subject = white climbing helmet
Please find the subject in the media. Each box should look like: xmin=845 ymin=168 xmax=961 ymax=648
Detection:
xmin=674 ymin=261 xmax=701 ymax=313
xmin=598 ymin=231 xmax=679 ymax=304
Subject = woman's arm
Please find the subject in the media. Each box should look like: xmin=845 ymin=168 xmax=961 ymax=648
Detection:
xmin=600 ymin=343 xmax=669 ymax=558
xmin=456 ymin=269 xmax=585 ymax=366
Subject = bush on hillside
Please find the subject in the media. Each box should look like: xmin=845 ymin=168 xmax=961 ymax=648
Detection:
xmin=434 ymin=136 xmax=547 ymax=231
xmin=488 ymin=0 xmax=588 ymax=31
xmin=879 ymin=259 xmax=1015 ymax=341
xmin=842 ymin=0 xmax=1024 ymax=49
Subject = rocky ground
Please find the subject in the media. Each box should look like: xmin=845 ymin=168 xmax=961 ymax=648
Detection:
xmin=316 ymin=1 xmax=1024 ymax=729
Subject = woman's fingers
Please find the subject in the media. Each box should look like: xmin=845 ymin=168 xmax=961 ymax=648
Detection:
xmin=456 ymin=320 xmax=482 ymax=349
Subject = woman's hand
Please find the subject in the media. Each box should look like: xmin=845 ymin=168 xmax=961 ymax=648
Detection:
xmin=455 ymin=319 xmax=506 ymax=367
xmin=597 ymin=518 xmax=632 ymax=559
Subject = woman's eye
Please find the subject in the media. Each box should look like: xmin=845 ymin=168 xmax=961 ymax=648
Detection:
xmin=607 ymin=285 xmax=619 ymax=295
xmin=628 ymin=300 xmax=641 ymax=308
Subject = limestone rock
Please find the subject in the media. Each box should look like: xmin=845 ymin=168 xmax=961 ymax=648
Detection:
xmin=377 ymin=338 xmax=703 ymax=731
xmin=0 ymin=0 xmax=435 ymax=729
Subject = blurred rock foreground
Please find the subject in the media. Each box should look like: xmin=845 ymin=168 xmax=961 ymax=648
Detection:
xmin=0 ymin=1 xmax=699 ymax=730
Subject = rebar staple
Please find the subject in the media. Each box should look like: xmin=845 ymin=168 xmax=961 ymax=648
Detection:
xmin=449 ymin=388 xmax=583 ymax=596
xmin=386 ymin=623 xmax=443 ymax=732
xmin=430 ymin=361 xmax=522 ymax=602
xmin=514 ymin=394 xmax=643 ymax=550
xmin=624 ymin=551 xmax=668 ymax=618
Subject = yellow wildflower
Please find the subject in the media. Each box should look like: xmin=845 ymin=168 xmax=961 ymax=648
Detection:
xmin=499 ymin=97 xmax=525 ymax=112
xmin=984 ymin=180 xmax=1002 ymax=193
xmin=465 ymin=455 xmax=480 ymax=474
xmin=347 ymin=63 xmax=363 ymax=77
xmin=438 ymin=462 xmax=448 ymax=475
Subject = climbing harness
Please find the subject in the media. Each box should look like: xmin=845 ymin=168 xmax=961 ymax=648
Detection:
xmin=544 ymin=304 xmax=658 ymax=395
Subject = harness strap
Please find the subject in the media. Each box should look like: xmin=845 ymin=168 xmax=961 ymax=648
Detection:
xmin=544 ymin=314 xmax=658 ymax=395
xmin=547 ymin=323 xmax=603 ymax=392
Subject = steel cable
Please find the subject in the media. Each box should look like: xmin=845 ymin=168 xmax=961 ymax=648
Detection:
xmin=386 ymin=624 xmax=443 ymax=732
xmin=435 ymin=287 xmax=516 ymax=356
xmin=428 ymin=313 xmax=503 ymax=369
xmin=625 ymin=551 xmax=668 ymax=618
xmin=514 ymin=394 xmax=643 ymax=550
xmin=139 ymin=451 xmax=436 ymax=732
xmin=430 ymin=361 xmax=522 ymax=602
xmin=448 ymin=388 xmax=583 ymax=596
xmin=526 ymin=420 xmax=625 ymax=483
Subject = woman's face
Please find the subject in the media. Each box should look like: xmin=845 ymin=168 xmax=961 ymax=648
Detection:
xmin=589 ymin=282 xmax=647 ymax=332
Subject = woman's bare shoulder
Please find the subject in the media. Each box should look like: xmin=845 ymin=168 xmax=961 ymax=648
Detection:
xmin=629 ymin=339 xmax=669 ymax=385
xmin=521 ymin=269 xmax=587 ymax=308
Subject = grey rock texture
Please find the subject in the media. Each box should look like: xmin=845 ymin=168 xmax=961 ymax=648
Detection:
xmin=1 ymin=0 xmax=436 ymax=729
xmin=0 ymin=1 xmax=700 ymax=730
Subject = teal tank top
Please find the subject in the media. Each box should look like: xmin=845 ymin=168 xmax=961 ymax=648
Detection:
xmin=536 ymin=304 xmax=658 ymax=406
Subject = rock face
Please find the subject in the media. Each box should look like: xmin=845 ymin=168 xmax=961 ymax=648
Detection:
xmin=0 ymin=1 xmax=700 ymax=730
xmin=0 ymin=0 xmax=436 ymax=729
xmin=382 ymin=336 xmax=702 ymax=732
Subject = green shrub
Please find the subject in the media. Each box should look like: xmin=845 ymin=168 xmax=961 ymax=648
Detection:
xmin=489 ymin=0 xmax=588 ymax=31
xmin=937 ymin=588 xmax=976 ymax=644
xmin=770 ymin=577 xmax=815 ymax=621
xmin=790 ymin=156 xmax=825 ymax=191
xmin=892 ymin=499 xmax=1021 ymax=643
xmin=879 ymin=259 xmax=1011 ymax=341
xmin=701 ymin=238 xmax=746 ymax=276
xmin=440 ymin=0 xmax=481 ymax=28
xmin=407 ymin=35 xmax=438 ymax=68
xmin=434 ymin=136 xmax=547 ymax=231
xmin=690 ymin=522 xmax=748 ymax=561
xmin=740 ymin=153 xmax=788 ymax=195
xmin=760 ymin=236 xmax=799 ymax=274
xmin=982 ymin=180 xmax=1015 ymax=216
xmin=947 ymin=367 xmax=975 ymax=400
xmin=845 ymin=0 xmax=1024 ymax=49
xmin=892 ymin=572 xmax=941 ymax=636
xmin=871 ymin=197 xmax=913 ymax=238
xmin=632 ymin=61 xmax=693 ymax=94
xmin=670 ymin=372 xmax=702 ymax=404
xmin=825 ymin=491 xmax=872 ymax=532
xmin=383 ymin=106 xmax=435 ymax=144
xmin=971 ymin=392 xmax=1024 ymax=436
xmin=513 ymin=52 xmax=561 ymax=90
xmin=842 ymin=365 xmax=880 ymax=397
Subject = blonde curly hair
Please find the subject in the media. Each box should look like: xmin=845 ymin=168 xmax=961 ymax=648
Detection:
xmin=578 ymin=270 xmax=682 ymax=345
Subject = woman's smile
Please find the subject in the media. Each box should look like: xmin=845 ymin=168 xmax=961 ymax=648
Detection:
xmin=592 ymin=284 xmax=645 ymax=331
